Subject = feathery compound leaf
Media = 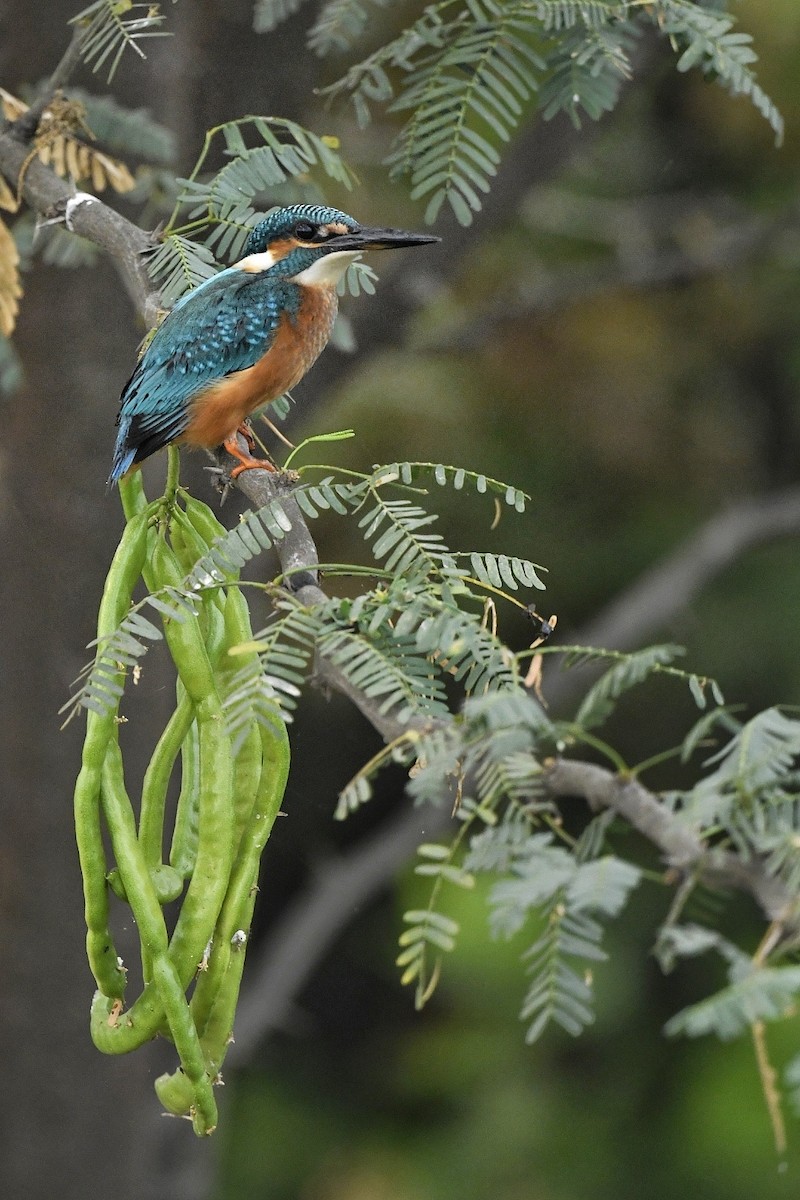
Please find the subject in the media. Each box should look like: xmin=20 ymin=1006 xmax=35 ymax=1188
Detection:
xmin=173 ymin=117 xmax=357 ymax=245
xmin=520 ymin=908 xmax=604 ymax=1041
xmin=665 ymin=967 xmax=800 ymax=1041
xmin=0 ymin=219 xmax=22 ymax=337
xmin=359 ymin=494 xmax=451 ymax=581
xmin=309 ymin=0 xmax=393 ymax=57
xmin=478 ymin=824 xmax=641 ymax=1043
xmin=415 ymin=602 xmax=520 ymax=696
xmin=386 ymin=0 xmax=545 ymax=224
xmin=487 ymin=839 xmax=641 ymax=1043
xmin=323 ymin=0 xmax=781 ymax=216
xmin=225 ymin=602 xmax=325 ymax=730
xmin=488 ymin=834 xmax=640 ymax=938
xmin=573 ymin=644 xmax=686 ymax=730
xmin=538 ymin=21 xmax=636 ymax=127
xmin=398 ymin=813 xmax=481 ymax=1006
xmin=466 ymin=806 xmax=540 ymax=873
xmin=725 ymin=796 xmax=800 ymax=901
xmin=532 ymin=1 xmax=627 ymax=34
xmin=655 ymin=0 xmax=783 ymax=145
xmin=397 ymin=906 xmax=460 ymax=998
xmin=654 ymin=923 xmax=747 ymax=975
xmin=375 ymin=462 xmax=530 ymax=512
xmin=72 ymin=1 xmax=170 ymax=82
xmin=253 ymin=0 xmax=314 ymax=32
xmin=467 ymin=553 xmax=546 ymax=591
xmin=319 ymin=621 xmax=451 ymax=724
xmin=146 ymin=235 xmax=219 ymax=307
xmin=681 ymin=708 xmax=800 ymax=828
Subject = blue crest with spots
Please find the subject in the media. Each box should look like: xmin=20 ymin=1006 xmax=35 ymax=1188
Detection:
xmin=244 ymin=204 xmax=360 ymax=255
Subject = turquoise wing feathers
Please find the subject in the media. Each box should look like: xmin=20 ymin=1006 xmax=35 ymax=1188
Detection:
xmin=109 ymin=269 xmax=297 ymax=484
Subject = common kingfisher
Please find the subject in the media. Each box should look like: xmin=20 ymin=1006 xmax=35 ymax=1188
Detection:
xmin=109 ymin=203 xmax=439 ymax=485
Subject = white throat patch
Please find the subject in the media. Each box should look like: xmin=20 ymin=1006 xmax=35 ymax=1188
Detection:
xmin=291 ymin=250 xmax=361 ymax=287
xmin=234 ymin=249 xmax=278 ymax=273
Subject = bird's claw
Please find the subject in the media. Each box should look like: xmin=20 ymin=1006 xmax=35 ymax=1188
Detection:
xmin=203 ymin=464 xmax=235 ymax=504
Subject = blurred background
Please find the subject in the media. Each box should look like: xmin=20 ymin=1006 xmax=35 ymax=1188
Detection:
xmin=3 ymin=1 xmax=800 ymax=1197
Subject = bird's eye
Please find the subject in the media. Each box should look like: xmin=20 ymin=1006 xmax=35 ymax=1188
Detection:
xmin=294 ymin=221 xmax=318 ymax=240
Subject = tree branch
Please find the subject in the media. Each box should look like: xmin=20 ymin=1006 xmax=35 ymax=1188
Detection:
xmin=0 ymin=132 xmax=161 ymax=323
xmin=543 ymin=758 xmax=796 ymax=926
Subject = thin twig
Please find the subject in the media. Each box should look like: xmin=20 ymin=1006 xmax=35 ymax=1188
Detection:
xmin=543 ymin=758 xmax=796 ymax=925
xmin=8 ymin=25 xmax=88 ymax=142
xmin=752 ymin=1020 xmax=787 ymax=1157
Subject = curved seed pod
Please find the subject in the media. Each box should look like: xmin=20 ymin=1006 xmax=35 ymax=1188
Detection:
xmin=139 ymin=687 xmax=194 ymax=870
xmin=182 ymin=491 xmax=229 ymax=548
xmin=170 ymin=714 xmax=200 ymax=879
xmin=73 ymin=505 xmax=152 ymax=998
xmin=101 ymin=741 xmax=217 ymax=1135
xmin=191 ymin=714 xmax=290 ymax=1074
xmin=83 ymin=467 xmax=290 ymax=1137
xmin=118 ymin=470 xmax=149 ymax=521
xmin=91 ymin=527 xmax=235 ymax=1049
xmin=219 ymin=585 xmax=265 ymax=841
xmin=148 ymin=534 xmax=236 ymax=987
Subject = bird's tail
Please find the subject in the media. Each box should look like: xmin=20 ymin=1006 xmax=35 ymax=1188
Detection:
xmin=107 ymin=419 xmax=137 ymax=488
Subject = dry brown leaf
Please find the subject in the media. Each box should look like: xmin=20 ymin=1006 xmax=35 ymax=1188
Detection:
xmin=0 ymin=218 xmax=22 ymax=337
xmin=0 ymin=175 xmax=18 ymax=213
xmin=0 ymin=87 xmax=25 ymax=121
xmin=1 ymin=87 xmax=135 ymax=196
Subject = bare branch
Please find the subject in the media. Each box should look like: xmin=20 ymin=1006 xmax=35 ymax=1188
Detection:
xmin=543 ymin=758 xmax=796 ymax=926
xmin=0 ymin=131 xmax=160 ymax=323
xmin=573 ymin=487 xmax=800 ymax=655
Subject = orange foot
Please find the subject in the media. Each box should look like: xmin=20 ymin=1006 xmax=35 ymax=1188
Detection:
xmin=236 ymin=421 xmax=257 ymax=453
xmin=222 ymin=431 xmax=277 ymax=479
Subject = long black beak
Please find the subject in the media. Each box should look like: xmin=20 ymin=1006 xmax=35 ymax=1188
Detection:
xmin=326 ymin=226 xmax=441 ymax=252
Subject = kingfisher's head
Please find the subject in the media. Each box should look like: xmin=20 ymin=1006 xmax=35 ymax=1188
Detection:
xmin=235 ymin=204 xmax=440 ymax=285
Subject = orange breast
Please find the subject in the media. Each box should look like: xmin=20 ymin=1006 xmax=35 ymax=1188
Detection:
xmin=183 ymin=286 xmax=338 ymax=450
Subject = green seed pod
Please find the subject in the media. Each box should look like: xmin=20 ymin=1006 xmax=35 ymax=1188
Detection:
xmin=74 ymin=505 xmax=153 ymax=998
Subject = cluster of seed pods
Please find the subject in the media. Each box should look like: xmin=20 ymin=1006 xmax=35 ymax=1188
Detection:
xmin=73 ymin=461 xmax=289 ymax=1135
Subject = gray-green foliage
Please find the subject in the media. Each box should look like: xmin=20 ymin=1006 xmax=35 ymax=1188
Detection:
xmin=73 ymin=458 xmax=798 ymax=1075
xmin=7 ymin=1 xmax=781 ymax=384
xmin=252 ymin=0 xmax=783 ymax=224
xmin=60 ymin=447 xmax=800 ymax=1128
xmin=71 ymin=1 xmax=170 ymax=81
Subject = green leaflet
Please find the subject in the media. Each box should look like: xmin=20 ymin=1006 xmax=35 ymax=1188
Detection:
xmin=320 ymin=0 xmax=782 ymax=223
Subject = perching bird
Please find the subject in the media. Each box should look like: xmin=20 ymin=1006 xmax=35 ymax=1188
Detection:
xmin=108 ymin=204 xmax=439 ymax=486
